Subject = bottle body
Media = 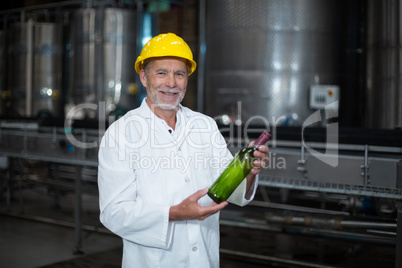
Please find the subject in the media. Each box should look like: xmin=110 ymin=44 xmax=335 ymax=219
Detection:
xmin=207 ymin=130 xmax=271 ymax=204
xmin=207 ymin=146 xmax=258 ymax=203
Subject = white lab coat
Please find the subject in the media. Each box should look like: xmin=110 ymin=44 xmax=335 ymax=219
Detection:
xmin=98 ymin=99 xmax=258 ymax=268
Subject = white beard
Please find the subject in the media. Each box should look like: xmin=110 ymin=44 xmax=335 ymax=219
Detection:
xmin=148 ymin=88 xmax=185 ymax=110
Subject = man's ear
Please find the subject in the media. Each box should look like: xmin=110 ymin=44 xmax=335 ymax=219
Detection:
xmin=139 ymin=69 xmax=147 ymax=88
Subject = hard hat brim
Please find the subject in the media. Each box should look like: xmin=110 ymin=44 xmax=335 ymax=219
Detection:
xmin=135 ymin=56 xmax=197 ymax=76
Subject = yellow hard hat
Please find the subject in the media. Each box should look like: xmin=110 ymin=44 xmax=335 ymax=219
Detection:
xmin=135 ymin=33 xmax=197 ymax=76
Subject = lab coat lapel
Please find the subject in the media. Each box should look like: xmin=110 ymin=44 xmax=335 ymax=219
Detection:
xmin=140 ymin=99 xmax=194 ymax=150
xmin=149 ymin=116 xmax=177 ymax=148
xmin=140 ymin=99 xmax=176 ymax=147
xmin=173 ymin=108 xmax=196 ymax=151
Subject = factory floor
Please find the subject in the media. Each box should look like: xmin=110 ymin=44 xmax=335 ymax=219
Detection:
xmin=0 ymin=214 xmax=123 ymax=268
xmin=0 ymin=181 xmax=397 ymax=268
xmin=0 ymin=181 xmax=261 ymax=268
xmin=0 ymin=183 xmax=123 ymax=268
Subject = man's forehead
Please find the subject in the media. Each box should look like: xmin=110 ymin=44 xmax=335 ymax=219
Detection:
xmin=148 ymin=57 xmax=188 ymax=70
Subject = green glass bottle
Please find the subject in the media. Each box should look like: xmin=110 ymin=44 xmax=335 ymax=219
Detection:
xmin=208 ymin=131 xmax=271 ymax=203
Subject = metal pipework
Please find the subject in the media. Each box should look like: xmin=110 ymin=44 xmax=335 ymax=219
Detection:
xmin=265 ymin=213 xmax=396 ymax=230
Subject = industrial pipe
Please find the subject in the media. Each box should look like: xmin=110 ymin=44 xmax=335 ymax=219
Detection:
xmin=265 ymin=213 xmax=397 ymax=230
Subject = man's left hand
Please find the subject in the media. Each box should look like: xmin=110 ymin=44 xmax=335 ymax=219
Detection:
xmin=250 ymin=142 xmax=269 ymax=175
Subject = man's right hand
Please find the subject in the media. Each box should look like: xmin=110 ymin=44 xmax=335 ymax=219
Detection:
xmin=169 ymin=188 xmax=228 ymax=221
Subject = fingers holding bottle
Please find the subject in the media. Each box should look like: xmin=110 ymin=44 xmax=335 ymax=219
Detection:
xmin=251 ymin=144 xmax=269 ymax=174
xmin=169 ymin=188 xmax=228 ymax=221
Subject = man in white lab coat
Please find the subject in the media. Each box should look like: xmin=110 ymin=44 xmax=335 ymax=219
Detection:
xmin=97 ymin=33 xmax=269 ymax=268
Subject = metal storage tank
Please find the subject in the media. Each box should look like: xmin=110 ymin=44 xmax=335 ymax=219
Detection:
xmin=7 ymin=21 xmax=62 ymax=118
xmin=33 ymin=23 xmax=63 ymax=118
xmin=103 ymin=8 xmax=138 ymax=116
xmin=7 ymin=23 xmax=30 ymax=117
xmin=0 ymin=31 xmax=5 ymax=116
xmin=69 ymin=8 xmax=137 ymax=119
xmin=365 ymin=0 xmax=402 ymax=129
xmin=69 ymin=8 xmax=97 ymax=118
xmin=205 ymin=0 xmax=346 ymax=126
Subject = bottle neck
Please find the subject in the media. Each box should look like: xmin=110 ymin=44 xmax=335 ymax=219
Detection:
xmin=254 ymin=131 xmax=271 ymax=146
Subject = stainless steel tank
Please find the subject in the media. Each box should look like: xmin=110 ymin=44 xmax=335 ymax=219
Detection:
xmin=103 ymin=8 xmax=137 ymax=116
xmin=69 ymin=8 xmax=137 ymax=119
xmin=205 ymin=0 xmax=345 ymax=126
xmin=7 ymin=23 xmax=29 ymax=117
xmin=365 ymin=0 xmax=402 ymax=129
xmin=8 ymin=21 xmax=62 ymax=118
xmin=69 ymin=8 xmax=97 ymax=118
xmin=33 ymin=23 xmax=63 ymax=118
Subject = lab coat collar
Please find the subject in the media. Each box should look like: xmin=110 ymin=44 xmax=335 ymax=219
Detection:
xmin=137 ymin=98 xmax=193 ymax=148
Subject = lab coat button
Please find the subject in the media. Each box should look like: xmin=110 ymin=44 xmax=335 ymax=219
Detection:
xmin=185 ymin=177 xmax=190 ymax=183
xmin=192 ymin=246 xmax=198 ymax=252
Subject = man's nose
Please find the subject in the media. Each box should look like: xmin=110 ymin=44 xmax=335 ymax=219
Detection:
xmin=165 ymin=73 xmax=176 ymax=87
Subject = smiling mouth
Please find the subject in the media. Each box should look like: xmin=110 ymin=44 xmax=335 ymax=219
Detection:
xmin=160 ymin=91 xmax=178 ymax=96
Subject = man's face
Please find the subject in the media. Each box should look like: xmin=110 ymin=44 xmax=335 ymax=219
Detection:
xmin=140 ymin=57 xmax=189 ymax=111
